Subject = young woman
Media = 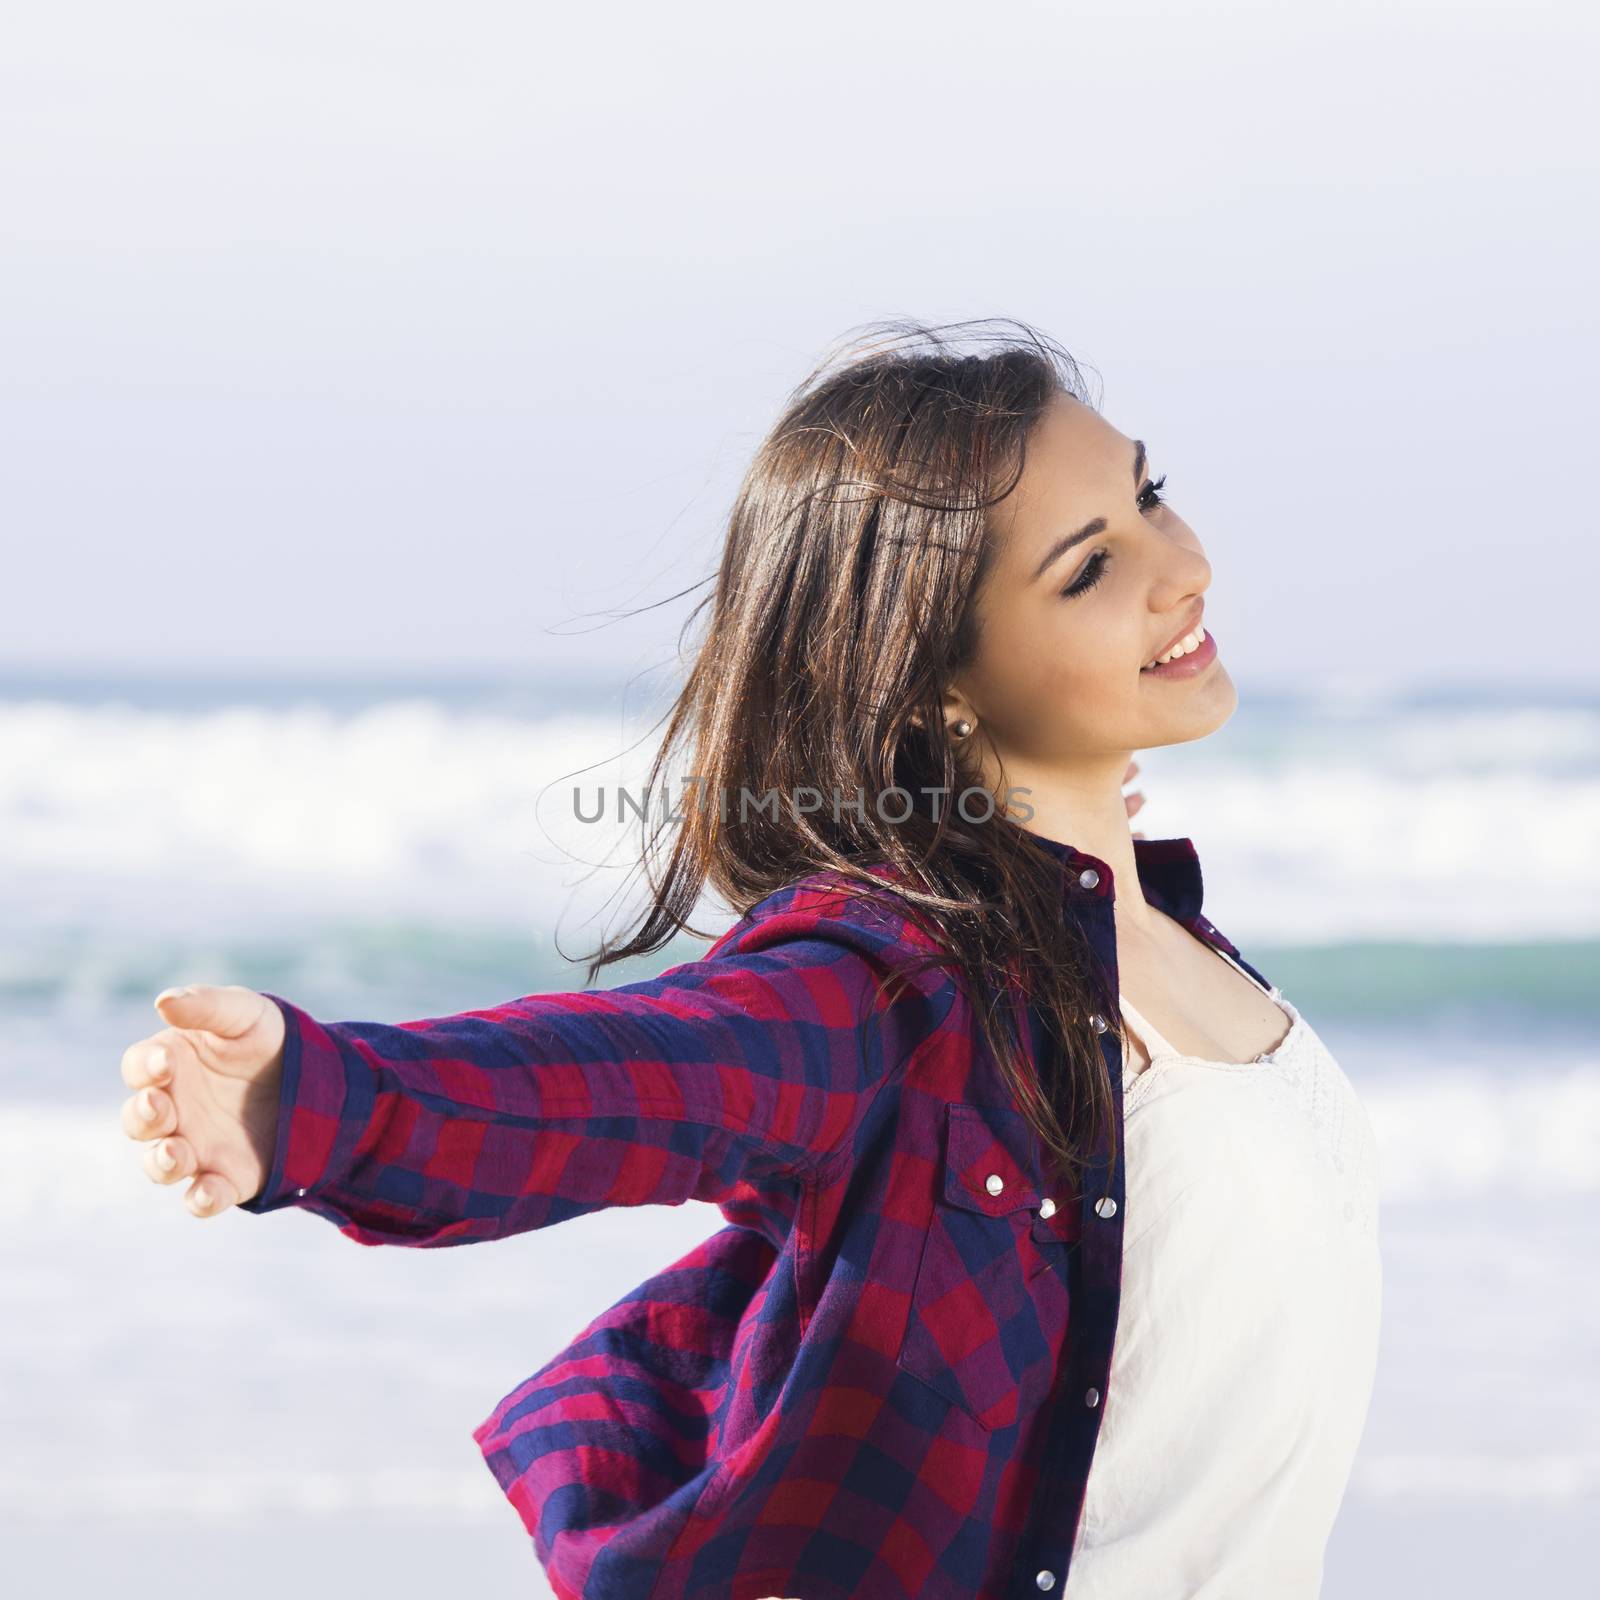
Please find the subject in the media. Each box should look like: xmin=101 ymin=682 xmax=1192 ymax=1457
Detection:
xmin=117 ymin=319 xmax=1382 ymax=1600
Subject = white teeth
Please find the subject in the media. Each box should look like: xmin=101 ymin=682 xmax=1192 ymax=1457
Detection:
xmin=1145 ymin=625 xmax=1206 ymax=668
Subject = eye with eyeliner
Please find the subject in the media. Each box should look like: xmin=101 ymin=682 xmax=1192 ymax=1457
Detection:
xmin=1061 ymin=549 xmax=1111 ymax=597
xmin=1059 ymin=474 xmax=1169 ymax=598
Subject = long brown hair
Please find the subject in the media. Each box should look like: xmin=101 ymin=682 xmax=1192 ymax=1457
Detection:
xmin=576 ymin=316 xmax=1122 ymax=1193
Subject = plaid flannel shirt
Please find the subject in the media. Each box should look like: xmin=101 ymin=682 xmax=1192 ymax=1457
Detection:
xmin=239 ymin=831 xmax=1271 ymax=1600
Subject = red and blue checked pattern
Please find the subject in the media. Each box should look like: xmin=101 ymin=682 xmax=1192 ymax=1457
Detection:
xmin=240 ymin=833 xmax=1271 ymax=1599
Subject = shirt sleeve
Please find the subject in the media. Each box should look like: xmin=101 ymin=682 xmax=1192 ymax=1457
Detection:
xmin=233 ymin=897 xmax=948 ymax=1247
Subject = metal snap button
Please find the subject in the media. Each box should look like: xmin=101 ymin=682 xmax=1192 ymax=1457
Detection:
xmin=1089 ymin=1013 xmax=1108 ymax=1033
xmin=1094 ymin=1195 xmax=1117 ymax=1218
xmin=1035 ymin=1573 xmax=1057 ymax=1592
xmin=1038 ymin=1197 xmax=1056 ymax=1218
xmin=1085 ymin=1386 xmax=1101 ymax=1407
xmin=1077 ymin=867 xmax=1100 ymax=890
xmin=985 ymin=1172 xmax=1005 ymax=1196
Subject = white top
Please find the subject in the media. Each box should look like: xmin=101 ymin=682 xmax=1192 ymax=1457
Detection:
xmin=1064 ymin=943 xmax=1383 ymax=1598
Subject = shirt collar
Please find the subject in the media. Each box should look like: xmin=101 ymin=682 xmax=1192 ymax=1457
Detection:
xmin=1026 ymin=831 xmax=1206 ymax=924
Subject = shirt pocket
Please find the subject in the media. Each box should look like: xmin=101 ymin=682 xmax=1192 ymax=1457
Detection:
xmin=895 ymin=1100 xmax=1067 ymax=1432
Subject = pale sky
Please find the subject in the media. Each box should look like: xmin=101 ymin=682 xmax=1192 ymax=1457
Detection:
xmin=2 ymin=0 xmax=1595 ymax=694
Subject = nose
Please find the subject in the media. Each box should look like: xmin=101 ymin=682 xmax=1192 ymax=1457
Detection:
xmin=1149 ymin=536 xmax=1211 ymax=611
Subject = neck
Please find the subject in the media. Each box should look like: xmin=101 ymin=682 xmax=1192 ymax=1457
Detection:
xmin=1005 ymin=762 xmax=1162 ymax=930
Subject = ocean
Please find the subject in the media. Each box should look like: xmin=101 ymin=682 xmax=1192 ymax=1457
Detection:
xmin=4 ymin=672 xmax=1597 ymax=1597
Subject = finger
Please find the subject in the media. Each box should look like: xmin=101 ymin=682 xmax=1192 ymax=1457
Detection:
xmin=1125 ymin=790 xmax=1147 ymax=820
xmin=121 ymin=1034 xmax=182 ymax=1092
xmin=121 ymin=1084 xmax=178 ymax=1142
xmin=154 ymin=983 xmax=265 ymax=1041
xmin=187 ymin=1172 xmax=239 ymax=1217
xmin=1123 ymin=758 xmax=1141 ymax=783
xmin=143 ymin=1133 xmax=197 ymax=1186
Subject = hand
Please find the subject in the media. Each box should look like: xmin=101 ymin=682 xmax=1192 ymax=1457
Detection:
xmin=1124 ymin=757 xmax=1147 ymax=840
xmin=119 ymin=984 xmax=289 ymax=1216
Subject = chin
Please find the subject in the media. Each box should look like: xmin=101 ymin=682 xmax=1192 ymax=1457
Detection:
xmin=1147 ymin=667 xmax=1239 ymax=746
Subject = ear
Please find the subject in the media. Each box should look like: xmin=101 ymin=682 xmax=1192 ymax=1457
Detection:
xmin=909 ymin=691 xmax=972 ymax=737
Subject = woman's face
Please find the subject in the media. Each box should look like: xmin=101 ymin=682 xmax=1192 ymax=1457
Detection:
xmin=950 ymin=391 xmax=1237 ymax=779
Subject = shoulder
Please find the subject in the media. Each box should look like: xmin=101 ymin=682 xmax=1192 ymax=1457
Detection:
xmin=1190 ymin=911 xmax=1275 ymax=994
xmin=705 ymin=863 xmax=957 ymax=1002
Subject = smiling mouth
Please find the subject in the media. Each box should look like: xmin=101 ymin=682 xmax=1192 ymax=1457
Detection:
xmin=1141 ymin=624 xmax=1208 ymax=671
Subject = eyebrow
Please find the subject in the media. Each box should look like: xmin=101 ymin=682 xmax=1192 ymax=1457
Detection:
xmin=1029 ymin=438 xmax=1147 ymax=585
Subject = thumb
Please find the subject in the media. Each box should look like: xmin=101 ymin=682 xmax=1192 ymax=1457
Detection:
xmin=153 ymin=982 xmax=271 ymax=1040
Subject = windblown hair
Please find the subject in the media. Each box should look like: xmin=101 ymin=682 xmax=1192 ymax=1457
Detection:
xmin=577 ymin=315 xmax=1123 ymax=1191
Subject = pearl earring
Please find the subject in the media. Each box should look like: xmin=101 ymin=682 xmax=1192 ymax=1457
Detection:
xmin=952 ymin=719 xmax=973 ymax=740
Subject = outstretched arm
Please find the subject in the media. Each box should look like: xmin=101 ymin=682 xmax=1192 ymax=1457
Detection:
xmin=120 ymin=895 xmax=949 ymax=1248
